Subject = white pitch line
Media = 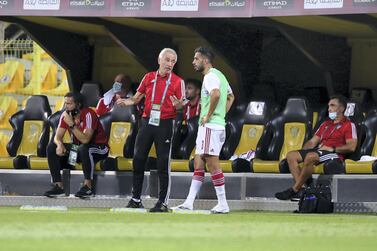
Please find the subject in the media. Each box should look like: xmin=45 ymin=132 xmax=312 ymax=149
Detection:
xmin=110 ymin=208 xmax=148 ymax=213
xmin=20 ymin=205 xmax=68 ymax=211
xmin=172 ymin=209 xmax=211 ymax=215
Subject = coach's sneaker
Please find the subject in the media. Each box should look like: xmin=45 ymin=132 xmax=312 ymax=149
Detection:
xmin=171 ymin=202 xmax=193 ymax=211
xmin=126 ymin=199 xmax=144 ymax=208
xmin=75 ymin=185 xmax=94 ymax=199
xmin=210 ymin=204 xmax=230 ymax=214
xmin=44 ymin=184 xmax=65 ymax=198
xmin=149 ymin=201 xmax=170 ymax=213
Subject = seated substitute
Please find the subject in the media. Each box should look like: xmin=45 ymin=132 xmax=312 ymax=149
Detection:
xmin=44 ymin=92 xmax=109 ymax=198
xmin=172 ymin=78 xmax=201 ymax=149
xmin=183 ymin=78 xmax=201 ymax=121
xmin=275 ymin=94 xmax=357 ymax=200
xmin=96 ymin=74 xmax=133 ymax=116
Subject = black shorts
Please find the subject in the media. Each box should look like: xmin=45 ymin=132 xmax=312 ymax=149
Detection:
xmin=298 ymin=148 xmax=339 ymax=164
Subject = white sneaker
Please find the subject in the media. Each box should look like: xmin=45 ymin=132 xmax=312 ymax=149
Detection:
xmin=171 ymin=202 xmax=193 ymax=211
xmin=210 ymin=204 xmax=230 ymax=214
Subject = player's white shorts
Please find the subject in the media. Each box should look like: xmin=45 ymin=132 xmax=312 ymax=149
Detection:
xmin=195 ymin=125 xmax=226 ymax=156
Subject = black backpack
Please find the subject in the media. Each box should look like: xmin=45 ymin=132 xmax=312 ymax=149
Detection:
xmin=297 ymin=185 xmax=334 ymax=213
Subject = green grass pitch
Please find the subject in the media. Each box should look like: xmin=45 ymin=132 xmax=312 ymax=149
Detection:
xmin=1 ymin=207 xmax=377 ymax=251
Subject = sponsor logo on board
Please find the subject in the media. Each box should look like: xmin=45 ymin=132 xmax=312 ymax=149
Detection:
xmin=0 ymin=0 xmax=13 ymax=9
xmin=208 ymin=0 xmax=246 ymax=10
xmin=23 ymin=0 xmax=60 ymax=10
xmin=353 ymin=0 xmax=377 ymax=6
xmin=69 ymin=0 xmax=106 ymax=9
xmin=116 ymin=0 xmax=151 ymax=11
xmin=255 ymin=0 xmax=293 ymax=10
xmin=160 ymin=0 xmax=199 ymax=11
xmin=304 ymin=0 xmax=343 ymax=9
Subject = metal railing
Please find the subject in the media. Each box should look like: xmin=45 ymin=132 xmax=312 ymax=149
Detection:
xmin=0 ymin=39 xmax=34 ymax=60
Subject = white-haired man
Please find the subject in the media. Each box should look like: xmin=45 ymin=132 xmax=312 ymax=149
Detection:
xmin=117 ymin=48 xmax=185 ymax=212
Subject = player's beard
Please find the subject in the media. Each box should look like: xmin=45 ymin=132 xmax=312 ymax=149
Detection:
xmin=194 ymin=63 xmax=204 ymax=73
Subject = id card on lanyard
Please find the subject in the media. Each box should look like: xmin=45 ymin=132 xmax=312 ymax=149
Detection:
xmin=149 ymin=71 xmax=171 ymax=126
xmin=68 ymin=120 xmax=80 ymax=166
xmin=68 ymin=144 xmax=78 ymax=167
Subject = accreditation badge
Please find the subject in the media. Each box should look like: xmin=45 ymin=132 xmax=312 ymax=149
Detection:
xmin=68 ymin=144 xmax=79 ymax=167
xmin=149 ymin=104 xmax=161 ymax=126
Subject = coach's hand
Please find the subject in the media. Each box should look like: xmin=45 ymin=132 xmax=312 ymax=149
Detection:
xmin=116 ymin=98 xmax=134 ymax=107
xmin=170 ymin=95 xmax=184 ymax=111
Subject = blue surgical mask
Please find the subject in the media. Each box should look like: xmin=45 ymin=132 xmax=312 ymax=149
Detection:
xmin=329 ymin=112 xmax=337 ymax=120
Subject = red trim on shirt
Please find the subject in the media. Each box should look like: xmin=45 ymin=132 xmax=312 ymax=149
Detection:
xmin=59 ymin=107 xmax=108 ymax=145
xmin=315 ymin=117 xmax=357 ymax=159
xmin=95 ymin=97 xmax=115 ymax=116
xmin=183 ymin=100 xmax=200 ymax=121
xmin=137 ymin=71 xmax=185 ymax=120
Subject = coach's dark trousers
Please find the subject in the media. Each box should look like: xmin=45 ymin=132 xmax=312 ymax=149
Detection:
xmin=132 ymin=118 xmax=174 ymax=205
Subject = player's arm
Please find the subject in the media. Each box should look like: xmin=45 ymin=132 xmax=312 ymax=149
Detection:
xmin=117 ymin=74 xmax=147 ymax=107
xmin=64 ymin=111 xmax=95 ymax=144
xmin=116 ymin=91 xmax=144 ymax=107
xmin=54 ymin=115 xmax=68 ymax=156
xmin=226 ymin=93 xmax=234 ymax=113
xmin=71 ymin=127 xmax=94 ymax=145
xmin=333 ymin=138 xmax=357 ymax=153
xmin=302 ymin=135 xmax=320 ymax=150
xmin=54 ymin=127 xmax=67 ymax=156
xmin=225 ymin=84 xmax=234 ymax=113
xmin=201 ymin=88 xmax=220 ymax=125
xmin=330 ymin=123 xmax=358 ymax=153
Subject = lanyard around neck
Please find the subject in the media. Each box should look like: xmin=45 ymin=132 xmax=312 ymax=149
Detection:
xmin=151 ymin=71 xmax=172 ymax=105
xmin=320 ymin=123 xmax=342 ymax=143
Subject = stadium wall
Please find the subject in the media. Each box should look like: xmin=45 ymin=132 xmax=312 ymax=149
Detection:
xmin=349 ymin=38 xmax=377 ymax=101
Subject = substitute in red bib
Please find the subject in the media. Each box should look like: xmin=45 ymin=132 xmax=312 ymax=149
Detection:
xmin=117 ymin=48 xmax=185 ymax=212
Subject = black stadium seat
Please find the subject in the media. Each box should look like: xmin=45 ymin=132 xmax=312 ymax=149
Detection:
xmin=170 ymin=112 xmax=185 ymax=159
xmin=345 ymin=110 xmax=377 ymax=174
xmin=172 ymin=116 xmax=199 ymax=172
xmin=251 ymin=97 xmax=313 ymax=173
xmin=28 ymin=110 xmax=65 ymax=170
xmin=350 ymin=87 xmax=375 ymax=113
xmin=0 ymin=95 xmax=51 ymax=169
xmin=218 ymin=100 xmax=278 ymax=172
xmin=177 ymin=116 xmax=199 ymax=160
xmin=80 ymin=82 xmax=103 ymax=108
xmin=100 ymin=104 xmax=138 ymax=171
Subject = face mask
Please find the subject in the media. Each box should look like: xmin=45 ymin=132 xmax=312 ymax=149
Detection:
xmin=67 ymin=109 xmax=79 ymax=117
xmin=329 ymin=112 xmax=337 ymax=120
